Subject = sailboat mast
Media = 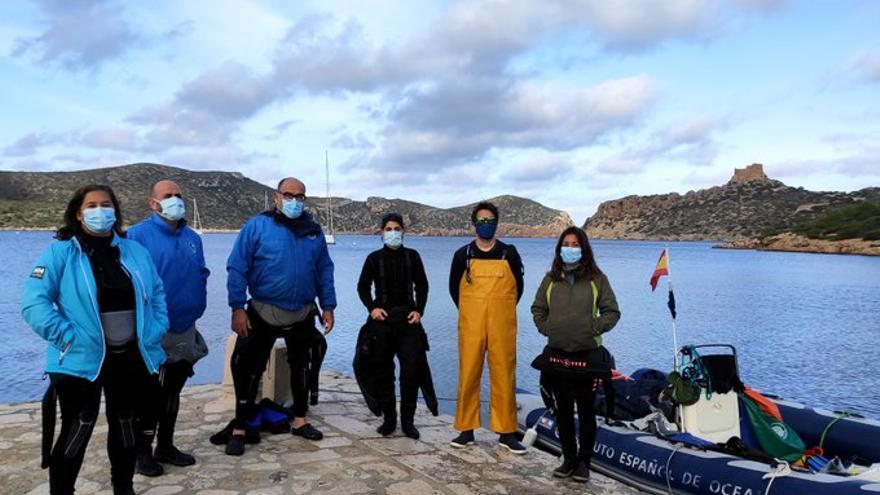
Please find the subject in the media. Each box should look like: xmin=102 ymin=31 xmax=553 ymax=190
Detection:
xmin=325 ymin=150 xmax=334 ymax=234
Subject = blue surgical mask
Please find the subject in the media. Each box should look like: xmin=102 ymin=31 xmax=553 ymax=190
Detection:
xmin=157 ymin=196 xmax=186 ymax=222
xmin=560 ymin=246 xmax=582 ymax=264
xmin=281 ymin=198 xmax=304 ymax=219
xmin=475 ymin=223 xmax=497 ymax=240
xmin=82 ymin=207 xmax=116 ymax=234
xmin=383 ymin=230 xmax=403 ymax=248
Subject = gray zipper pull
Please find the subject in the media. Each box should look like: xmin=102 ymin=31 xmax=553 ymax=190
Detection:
xmin=59 ymin=341 xmax=72 ymax=363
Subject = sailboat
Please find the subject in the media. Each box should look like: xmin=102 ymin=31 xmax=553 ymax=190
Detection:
xmin=324 ymin=150 xmax=336 ymax=245
xmin=192 ymin=198 xmax=203 ymax=234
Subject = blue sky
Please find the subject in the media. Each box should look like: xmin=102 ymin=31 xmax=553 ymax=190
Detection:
xmin=1 ymin=0 xmax=878 ymax=223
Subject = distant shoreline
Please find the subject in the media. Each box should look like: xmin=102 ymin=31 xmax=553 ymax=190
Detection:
xmin=715 ymin=232 xmax=880 ymax=257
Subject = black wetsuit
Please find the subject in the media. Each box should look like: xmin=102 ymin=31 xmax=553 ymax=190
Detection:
xmin=49 ymin=233 xmax=153 ymax=495
xmin=356 ymin=246 xmax=429 ymax=423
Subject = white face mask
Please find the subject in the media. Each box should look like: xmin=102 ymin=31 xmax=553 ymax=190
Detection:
xmin=157 ymin=196 xmax=186 ymax=222
xmin=383 ymin=230 xmax=403 ymax=248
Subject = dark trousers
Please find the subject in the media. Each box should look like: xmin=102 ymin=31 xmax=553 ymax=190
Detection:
xmin=553 ymin=374 xmax=598 ymax=466
xmin=141 ymin=360 xmax=193 ymax=452
xmin=230 ymin=305 xmax=315 ymax=429
xmin=368 ymin=319 xmax=425 ymax=423
xmin=48 ymin=345 xmax=152 ymax=495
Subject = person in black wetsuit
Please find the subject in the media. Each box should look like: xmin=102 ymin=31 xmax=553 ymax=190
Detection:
xmin=356 ymin=213 xmax=430 ymax=439
xmin=22 ymin=184 xmax=169 ymax=495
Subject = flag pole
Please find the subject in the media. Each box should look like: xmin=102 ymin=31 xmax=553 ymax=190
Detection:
xmin=667 ymin=245 xmax=679 ymax=371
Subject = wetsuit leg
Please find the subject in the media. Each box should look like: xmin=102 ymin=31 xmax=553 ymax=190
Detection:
xmin=396 ymin=323 xmax=423 ymax=423
xmin=48 ymin=373 xmax=101 ymax=495
xmin=103 ymin=346 xmax=151 ymax=490
xmin=156 ymin=360 xmax=193 ymax=451
xmin=574 ymin=377 xmax=598 ymax=468
xmin=282 ymin=320 xmax=316 ymax=418
xmin=552 ymin=375 xmax=578 ymax=462
xmin=230 ymin=306 xmax=279 ymax=429
xmin=366 ymin=322 xmax=397 ymax=421
xmin=137 ymin=368 xmax=162 ymax=456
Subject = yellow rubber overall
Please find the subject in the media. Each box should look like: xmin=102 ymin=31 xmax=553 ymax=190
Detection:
xmin=454 ymin=258 xmax=518 ymax=433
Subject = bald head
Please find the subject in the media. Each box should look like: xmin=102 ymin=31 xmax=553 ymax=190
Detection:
xmin=274 ymin=177 xmax=307 ymax=212
xmin=150 ymin=180 xmax=182 ymax=199
xmin=277 ymin=177 xmax=305 ymax=192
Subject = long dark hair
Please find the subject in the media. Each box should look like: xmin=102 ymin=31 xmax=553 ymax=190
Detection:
xmin=56 ymin=184 xmax=126 ymax=240
xmin=550 ymin=226 xmax=601 ymax=282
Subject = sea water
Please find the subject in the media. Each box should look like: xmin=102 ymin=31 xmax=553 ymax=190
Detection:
xmin=1 ymin=231 xmax=878 ymax=417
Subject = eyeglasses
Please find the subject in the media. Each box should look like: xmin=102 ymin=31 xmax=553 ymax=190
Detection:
xmin=474 ymin=217 xmax=497 ymax=225
xmin=280 ymin=192 xmax=306 ymax=201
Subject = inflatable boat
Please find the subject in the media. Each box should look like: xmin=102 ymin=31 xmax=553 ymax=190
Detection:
xmin=518 ymin=391 xmax=880 ymax=494
xmin=517 ymin=345 xmax=880 ymax=495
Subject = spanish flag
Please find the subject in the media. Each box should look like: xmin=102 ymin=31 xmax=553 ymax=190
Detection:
xmin=649 ymin=249 xmax=669 ymax=292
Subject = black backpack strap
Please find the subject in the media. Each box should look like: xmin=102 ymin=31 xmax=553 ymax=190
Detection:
xmin=405 ymin=250 xmax=415 ymax=308
xmin=377 ymin=255 xmax=388 ymax=306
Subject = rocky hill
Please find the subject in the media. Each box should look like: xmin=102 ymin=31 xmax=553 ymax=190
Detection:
xmin=0 ymin=163 xmax=573 ymax=236
xmin=584 ymin=164 xmax=880 ymax=241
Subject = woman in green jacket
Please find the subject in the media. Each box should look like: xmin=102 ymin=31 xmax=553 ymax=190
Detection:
xmin=531 ymin=226 xmax=620 ymax=482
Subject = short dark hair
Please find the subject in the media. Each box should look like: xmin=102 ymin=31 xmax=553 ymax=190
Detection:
xmin=471 ymin=201 xmax=499 ymax=224
xmin=550 ymin=226 xmax=601 ymax=282
xmin=56 ymin=184 xmax=126 ymax=240
xmin=381 ymin=212 xmax=404 ymax=229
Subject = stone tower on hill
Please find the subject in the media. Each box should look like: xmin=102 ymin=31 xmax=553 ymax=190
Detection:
xmin=728 ymin=163 xmax=769 ymax=185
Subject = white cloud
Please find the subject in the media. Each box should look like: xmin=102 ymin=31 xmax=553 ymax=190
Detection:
xmin=11 ymin=0 xmax=141 ymax=71
xmin=81 ymin=128 xmax=139 ymax=151
xmin=854 ymin=48 xmax=880 ymax=83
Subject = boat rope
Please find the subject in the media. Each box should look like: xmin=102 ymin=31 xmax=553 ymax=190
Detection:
xmin=818 ymin=411 xmax=851 ymax=450
xmin=664 ymin=444 xmax=683 ymax=495
xmin=761 ymin=459 xmax=791 ymax=495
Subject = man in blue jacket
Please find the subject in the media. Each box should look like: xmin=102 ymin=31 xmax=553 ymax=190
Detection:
xmin=224 ymin=177 xmax=336 ymax=456
xmin=128 ymin=180 xmax=210 ymax=474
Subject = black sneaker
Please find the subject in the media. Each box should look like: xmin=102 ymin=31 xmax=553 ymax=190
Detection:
xmin=450 ymin=430 xmax=475 ymax=448
xmin=135 ymin=452 xmax=164 ymax=477
xmin=498 ymin=433 xmax=527 ymax=455
xmin=225 ymin=434 xmax=245 ymax=456
xmin=155 ymin=445 xmax=196 ymax=467
xmin=401 ymin=422 xmax=420 ymax=440
xmin=291 ymin=423 xmax=324 ymax=441
xmin=377 ymin=417 xmax=396 ymax=436
xmin=112 ymin=483 xmax=137 ymax=495
xmin=571 ymin=460 xmax=590 ymax=482
xmin=553 ymin=457 xmax=577 ymax=478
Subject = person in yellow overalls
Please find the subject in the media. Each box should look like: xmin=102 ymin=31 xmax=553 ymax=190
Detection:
xmin=448 ymin=201 xmax=526 ymax=453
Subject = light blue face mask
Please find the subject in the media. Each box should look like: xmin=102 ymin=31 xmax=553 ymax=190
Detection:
xmin=560 ymin=246 xmax=582 ymax=264
xmin=383 ymin=230 xmax=403 ymax=248
xmin=157 ymin=196 xmax=186 ymax=222
xmin=281 ymin=198 xmax=304 ymax=219
xmin=82 ymin=207 xmax=116 ymax=234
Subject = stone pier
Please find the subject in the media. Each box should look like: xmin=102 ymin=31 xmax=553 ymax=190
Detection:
xmin=0 ymin=370 xmax=642 ymax=494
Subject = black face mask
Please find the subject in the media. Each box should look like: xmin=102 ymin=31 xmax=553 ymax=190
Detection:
xmin=475 ymin=222 xmax=497 ymax=240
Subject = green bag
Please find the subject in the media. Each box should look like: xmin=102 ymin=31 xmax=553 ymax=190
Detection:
xmin=667 ymin=371 xmax=700 ymax=406
xmin=739 ymin=393 xmax=805 ymax=462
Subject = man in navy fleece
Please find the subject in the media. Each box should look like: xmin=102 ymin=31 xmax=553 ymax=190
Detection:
xmin=128 ymin=180 xmax=210 ymax=475
xmin=224 ymin=177 xmax=336 ymax=456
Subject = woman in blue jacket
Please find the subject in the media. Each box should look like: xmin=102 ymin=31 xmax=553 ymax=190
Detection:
xmin=21 ymin=184 xmax=169 ymax=495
